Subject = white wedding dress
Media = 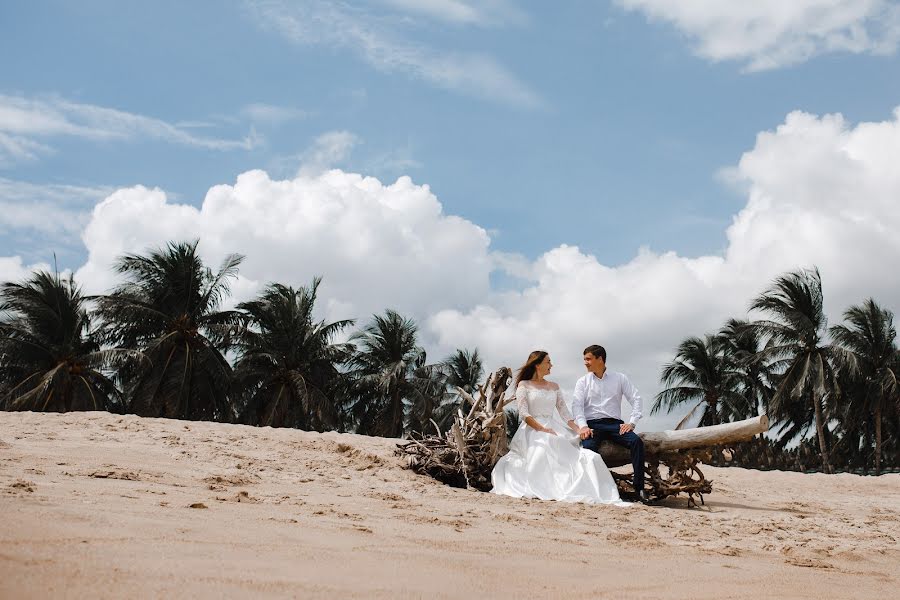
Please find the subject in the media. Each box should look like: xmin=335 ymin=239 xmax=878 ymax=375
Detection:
xmin=491 ymin=382 xmax=626 ymax=505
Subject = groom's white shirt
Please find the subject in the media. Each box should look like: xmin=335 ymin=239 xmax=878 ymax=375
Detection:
xmin=572 ymin=371 xmax=643 ymax=428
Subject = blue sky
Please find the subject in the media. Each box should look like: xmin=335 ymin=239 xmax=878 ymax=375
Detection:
xmin=6 ymin=0 xmax=898 ymax=268
xmin=3 ymin=1 xmax=900 ymax=428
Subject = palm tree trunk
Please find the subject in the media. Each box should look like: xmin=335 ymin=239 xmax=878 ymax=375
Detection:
xmin=875 ymin=403 xmax=882 ymax=476
xmin=708 ymin=395 xmax=719 ymax=426
xmin=813 ymin=393 xmax=832 ymax=474
xmin=862 ymin=420 xmax=871 ymax=475
xmin=390 ymin=387 xmax=404 ymax=438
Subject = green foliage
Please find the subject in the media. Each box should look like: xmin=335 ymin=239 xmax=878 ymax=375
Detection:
xmin=232 ymin=279 xmax=354 ymax=430
xmin=653 ymin=334 xmax=743 ymax=426
xmin=749 ymin=267 xmax=837 ymax=472
xmin=830 ymin=299 xmax=899 ymax=474
xmin=430 ymin=348 xmax=485 ymax=431
xmin=0 ymin=270 xmax=128 ymax=412
xmin=344 ymin=310 xmax=451 ymax=438
xmin=3 ymin=241 xmax=895 ymax=474
xmin=661 ymin=268 xmax=899 ymax=473
xmin=93 ymin=241 xmax=243 ymax=422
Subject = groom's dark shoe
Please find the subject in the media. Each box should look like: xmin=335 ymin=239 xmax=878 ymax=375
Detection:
xmin=638 ymin=490 xmax=653 ymax=505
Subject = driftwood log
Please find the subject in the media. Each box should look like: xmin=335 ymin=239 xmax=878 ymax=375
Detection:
xmin=601 ymin=415 xmax=768 ymax=506
xmin=397 ymin=368 xmax=768 ymax=506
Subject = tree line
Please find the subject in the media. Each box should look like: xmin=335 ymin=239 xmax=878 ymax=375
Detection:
xmin=652 ymin=268 xmax=899 ymax=475
xmin=2 ymin=243 xmax=897 ymax=475
xmin=0 ymin=241 xmax=483 ymax=438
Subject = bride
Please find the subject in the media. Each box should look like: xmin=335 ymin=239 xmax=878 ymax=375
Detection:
xmin=491 ymin=350 xmax=625 ymax=505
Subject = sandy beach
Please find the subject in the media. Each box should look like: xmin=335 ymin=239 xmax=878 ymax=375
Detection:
xmin=1 ymin=411 xmax=898 ymax=599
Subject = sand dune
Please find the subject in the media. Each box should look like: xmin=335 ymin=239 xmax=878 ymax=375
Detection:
xmin=1 ymin=411 xmax=898 ymax=599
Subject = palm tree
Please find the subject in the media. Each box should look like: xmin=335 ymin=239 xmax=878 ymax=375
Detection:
xmin=750 ymin=267 xmax=837 ymax=473
xmin=232 ymin=279 xmax=354 ymax=430
xmin=653 ymin=334 xmax=740 ymax=427
xmin=719 ymin=318 xmax=774 ymax=419
xmin=443 ymin=348 xmax=484 ymax=394
xmin=407 ymin=360 xmax=454 ymax=435
xmin=1 ymin=271 xmax=125 ymax=412
xmin=345 ymin=310 xmax=443 ymax=438
xmin=830 ymin=299 xmax=899 ymax=474
xmin=94 ymin=241 xmax=243 ymax=422
xmin=421 ymin=348 xmax=485 ymax=431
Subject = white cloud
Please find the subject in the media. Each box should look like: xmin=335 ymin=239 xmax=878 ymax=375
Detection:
xmin=0 ymin=132 xmax=52 ymax=166
xmin=616 ymin=0 xmax=900 ymax=70
xmin=380 ymin=0 xmax=527 ymax=27
xmin=0 ymin=94 xmax=260 ymax=165
xmin=0 ymin=178 xmax=113 ymax=239
xmin=383 ymin=0 xmax=480 ymax=24
xmin=242 ymin=103 xmax=309 ymax=124
xmin=297 ymin=130 xmax=360 ymax=176
xmin=74 ymin=170 xmax=493 ymax=324
xmin=11 ymin=106 xmax=899 ymax=433
xmin=428 ymin=106 xmax=900 ymax=430
xmin=0 ymin=256 xmax=52 ymax=286
xmin=246 ymin=0 xmax=542 ymax=108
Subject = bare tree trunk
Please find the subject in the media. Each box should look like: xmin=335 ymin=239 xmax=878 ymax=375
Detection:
xmin=814 ymin=393 xmax=832 ymax=474
xmin=598 ymin=415 xmax=768 ymax=467
xmin=875 ymin=403 xmax=882 ymax=476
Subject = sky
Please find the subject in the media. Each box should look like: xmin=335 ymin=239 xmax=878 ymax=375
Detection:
xmin=2 ymin=0 xmax=900 ymax=431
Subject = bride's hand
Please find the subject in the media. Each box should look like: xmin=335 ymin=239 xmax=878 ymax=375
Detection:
xmin=541 ymin=426 xmax=558 ymax=436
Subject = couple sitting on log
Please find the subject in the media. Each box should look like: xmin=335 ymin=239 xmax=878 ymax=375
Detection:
xmin=491 ymin=345 xmax=650 ymax=506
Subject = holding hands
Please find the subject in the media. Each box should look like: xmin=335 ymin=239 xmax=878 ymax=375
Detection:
xmin=577 ymin=423 xmax=633 ymax=438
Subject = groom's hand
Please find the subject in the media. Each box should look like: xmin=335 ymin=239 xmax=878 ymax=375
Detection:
xmin=578 ymin=426 xmax=592 ymax=440
xmin=619 ymin=423 xmax=635 ymax=435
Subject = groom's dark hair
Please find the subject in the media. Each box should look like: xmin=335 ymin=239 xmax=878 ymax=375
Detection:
xmin=583 ymin=345 xmax=606 ymax=361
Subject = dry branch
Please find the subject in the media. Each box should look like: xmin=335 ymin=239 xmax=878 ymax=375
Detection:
xmin=397 ymin=367 xmax=513 ymax=491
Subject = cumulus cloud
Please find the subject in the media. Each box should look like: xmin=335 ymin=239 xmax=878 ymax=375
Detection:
xmin=6 ymin=107 xmax=898 ymax=432
xmin=616 ymin=0 xmax=900 ymax=70
xmin=428 ymin=106 xmax=900 ymax=430
xmin=0 ymin=256 xmax=52 ymax=286
xmin=246 ymin=0 xmax=542 ymax=108
xmin=74 ymin=170 xmax=492 ymax=324
xmin=0 ymin=94 xmax=260 ymax=165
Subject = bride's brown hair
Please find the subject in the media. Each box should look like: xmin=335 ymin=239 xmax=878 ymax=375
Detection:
xmin=515 ymin=350 xmax=549 ymax=387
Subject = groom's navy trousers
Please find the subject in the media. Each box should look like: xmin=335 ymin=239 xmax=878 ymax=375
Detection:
xmin=581 ymin=418 xmax=645 ymax=495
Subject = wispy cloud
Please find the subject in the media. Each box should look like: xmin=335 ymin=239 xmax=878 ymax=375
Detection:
xmin=0 ymin=94 xmax=261 ymax=165
xmin=297 ymin=130 xmax=360 ymax=176
xmin=246 ymin=0 xmax=542 ymax=109
xmin=616 ymin=0 xmax=900 ymax=71
xmin=0 ymin=177 xmax=113 ymax=239
xmin=0 ymin=132 xmax=52 ymax=166
xmin=242 ymin=102 xmax=310 ymax=125
xmin=379 ymin=0 xmax=527 ymax=27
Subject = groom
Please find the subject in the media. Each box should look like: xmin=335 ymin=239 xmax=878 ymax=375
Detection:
xmin=572 ymin=345 xmax=649 ymax=504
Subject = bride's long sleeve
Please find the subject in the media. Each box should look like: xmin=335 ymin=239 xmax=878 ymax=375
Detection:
xmin=515 ymin=382 xmax=531 ymax=419
xmin=555 ymin=388 xmax=574 ymax=422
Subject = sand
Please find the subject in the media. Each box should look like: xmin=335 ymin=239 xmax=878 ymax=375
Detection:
xmin=1 ymin=411 xmax=898 ymax=599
